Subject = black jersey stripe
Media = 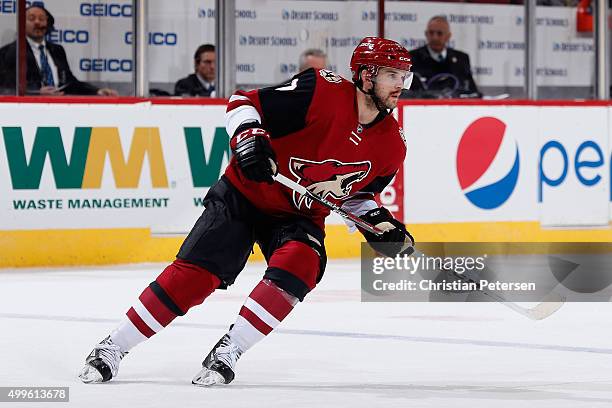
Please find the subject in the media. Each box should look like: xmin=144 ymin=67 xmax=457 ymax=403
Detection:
xmin=258 ymin=69 xmax=317 ymax=139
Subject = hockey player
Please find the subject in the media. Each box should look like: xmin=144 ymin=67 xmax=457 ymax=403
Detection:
xmin=78 ymin=37 xmax=415 ymax=386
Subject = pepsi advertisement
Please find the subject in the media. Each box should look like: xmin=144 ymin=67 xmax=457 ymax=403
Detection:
xmin=402 ymin=104 xmax=610 ymax=228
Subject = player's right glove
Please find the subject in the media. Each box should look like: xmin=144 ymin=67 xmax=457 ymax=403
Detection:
xmin=230 ymin=127 xmax=278 ymax=184
xmin=358 ymin=207 xmax=415 ymax=257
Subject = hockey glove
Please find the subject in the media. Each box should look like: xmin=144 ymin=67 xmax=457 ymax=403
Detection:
xmin=359 ymin=207 xmax=415 ymax=257
xmin=230 ymin=127 xmax=278 ymax=184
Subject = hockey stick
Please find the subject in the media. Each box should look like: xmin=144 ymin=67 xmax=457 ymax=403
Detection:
xmin=273 ymin=173 xmax=384 ymax=236
xmin=413 ymin=249 xmax=565 ymax=320
xmin=483 ymin=288 xmax=564 ymax=320
xmin=274 ymin=174 xmax=564 ymax=319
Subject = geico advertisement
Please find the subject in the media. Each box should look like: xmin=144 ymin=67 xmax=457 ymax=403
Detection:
xmin=403 ymin=105 xmax=610 ymax=227
xmin=0 ymin=103 xmax=232 ymax=231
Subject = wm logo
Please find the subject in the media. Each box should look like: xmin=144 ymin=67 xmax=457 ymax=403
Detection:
xmin=3 ymin=127 xmax=168 ymax=189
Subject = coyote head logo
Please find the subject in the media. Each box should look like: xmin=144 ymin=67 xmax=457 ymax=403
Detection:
xmin=288 ymin=157 xmax=371 ymax=209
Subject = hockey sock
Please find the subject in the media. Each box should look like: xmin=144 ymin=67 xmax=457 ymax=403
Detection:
xmin=110 ymin=284 xmax=177 ymax=352
xmin=228 ymin=279 xmax=298 ymax=353
xmin=110 ymin=259 xmax=220 ymax=352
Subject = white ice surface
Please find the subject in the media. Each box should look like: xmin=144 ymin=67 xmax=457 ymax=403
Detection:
xmin=0 ymin=259 xmax=610 ymax=408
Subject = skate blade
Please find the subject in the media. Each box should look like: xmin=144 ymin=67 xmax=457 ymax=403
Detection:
xmin=192 ymin=368 xmax=226 ymax=387
xmin=78 ymin=364 xmax=104 ymax=384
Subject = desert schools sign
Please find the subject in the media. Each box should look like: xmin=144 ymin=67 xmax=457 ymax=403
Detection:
xmin=0 ymin=103 xmax=231 ymax=231
xmin=0 ymin=1 xmax=594 ymax=88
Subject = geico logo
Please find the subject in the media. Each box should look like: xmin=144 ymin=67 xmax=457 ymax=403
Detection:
xmin=47 ymin=29 xmax=89 ymax=44
xmin=80 ymin=58 xmax=132 ymax=72
xmin=0 ymin=0 xmax=16 ymax=13
xmin=80 ymin=2 xmax=132 ymax=17
xmin=0 ymin=0 xmax=39 ymax=13
xmin=538 ymin=140 xmax=607 ymax=202
xmin=124 ymin=32 xmax=177 ymax=46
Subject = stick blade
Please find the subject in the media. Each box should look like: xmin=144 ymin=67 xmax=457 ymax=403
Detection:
xmin=525 ymin=292 xmax=566 ymax=320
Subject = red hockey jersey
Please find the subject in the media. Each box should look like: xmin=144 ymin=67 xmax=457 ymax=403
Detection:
xmin=224 ymin=68 xmax=406 ymax=230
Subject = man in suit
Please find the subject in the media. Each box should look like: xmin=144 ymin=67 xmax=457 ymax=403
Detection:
xmin=409 ymin=15 xmax=480 ymax=97
xmin=0 ymin=3 xmax=117 ymax=96
xmin=174 ymin=44 xmax=216 ymax=97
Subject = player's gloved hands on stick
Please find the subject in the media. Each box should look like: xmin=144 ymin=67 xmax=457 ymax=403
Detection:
xmin=358 ymin=207 xmax=415 ymax=257
xmin=230 ymin=127 xmax=278 ymax=184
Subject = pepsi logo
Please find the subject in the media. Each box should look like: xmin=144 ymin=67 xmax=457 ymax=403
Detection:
xmin=456 ymin=117 xmax=520 ymax=209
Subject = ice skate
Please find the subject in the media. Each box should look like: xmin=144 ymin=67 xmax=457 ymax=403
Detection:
xmin=192 ymin=334 xmax=243 ymax=386
xmin=78 ymin=336 xmax=127 ymax=383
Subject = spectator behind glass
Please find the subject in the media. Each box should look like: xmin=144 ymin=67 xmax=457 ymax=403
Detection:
xmin=408 ymin=15 xmax=481 ymax=98
xmin=298 ymin=48 xmax=327 ymax=72
xmin=174 ymin=44 xmax=216 ymax=97
xmin=0 ymin=3 xmax=118 ymax=96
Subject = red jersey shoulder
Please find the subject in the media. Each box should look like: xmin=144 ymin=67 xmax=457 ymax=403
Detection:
xmin=308 ymin=70 xmax=356 ymax=121
xmin=312 ymin=69 xmax=354 ymax=98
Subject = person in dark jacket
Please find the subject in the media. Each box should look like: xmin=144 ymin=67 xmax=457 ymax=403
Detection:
xmin=0 ymin=3 xmax=117 ymax=96
xmin=174 ymin=44 xmax=216 ymax=97
xmin=409 ymin=15 xmax=480 ymax=97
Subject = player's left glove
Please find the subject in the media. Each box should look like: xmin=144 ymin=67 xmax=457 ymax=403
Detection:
xmin=358 ymin=207 xmax=414 ymax=257
xmin=230 ymin=127 xmax=278 ymax=184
